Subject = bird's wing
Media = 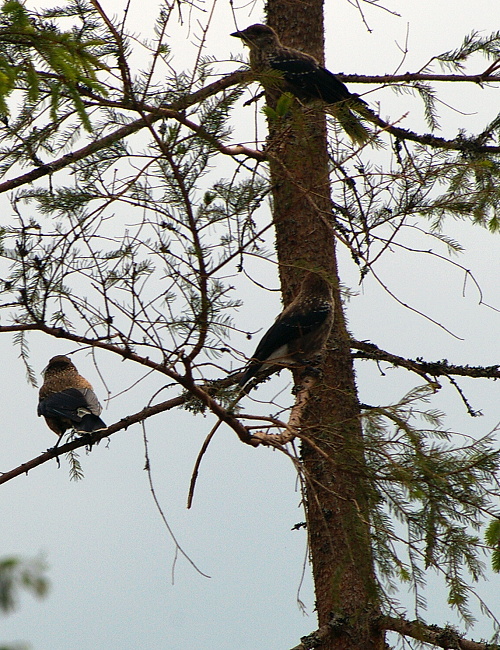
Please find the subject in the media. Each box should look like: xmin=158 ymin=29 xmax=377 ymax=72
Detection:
xmin=268 ymin=56 xmax=351 ymax=104
xmin=38 ymin=388 xmax=92 ymax=422
xmin=79 ymin=387 xmax=103 ymax=416
xmin=250 ymin=304 xmax=331 ymax=363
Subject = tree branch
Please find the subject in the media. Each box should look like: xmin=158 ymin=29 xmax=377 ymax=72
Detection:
xmin=0 ymin=396 xmax=185 ymax=486
xmin=251 ymin=374 xmax=318 ymax=446
xmin=234 ymin=68 xmax=500 ymax=153
xmin=340 ymin=72 xmax=500 ymax=84
xmin=0 ymin=71 xmax=253 ymax=195
xmin=380 ymin=615 xmax=500 ymax=650
xmin=89 ymin=0 xmax=134 ymax=102
xmin=362 ymin=106 xmax=500 ymax=153
xmin=234 ymin=67 xmax=500 ymax=152
xmin=0 ymin=113 xmax=164 ymax=194
xmin=291 ymin=614 xmax=500 ymax=650
xmin=1 ymin=65 xmax=498 ymax=198
xmin=0 ymin=323 xmax=254 ymax=446
xmin=351 ymin=339 xmax=500 ymax=380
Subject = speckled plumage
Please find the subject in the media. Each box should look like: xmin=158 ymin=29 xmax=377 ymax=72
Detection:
xmin=231 ymin=24 xmax=370 ymax=144
xmin=38 ymin=355 xmax=106 ymax=436
xmin=239 ymin=272 xmax=334 ymax=388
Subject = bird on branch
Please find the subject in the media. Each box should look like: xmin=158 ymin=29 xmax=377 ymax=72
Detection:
xmin=231 ymin=23 xmax=371 ymax=144
xmin=238 ymin=272 xmax=334 ymax=390
xmin=38 ymin=355 xmax=107 ymax=436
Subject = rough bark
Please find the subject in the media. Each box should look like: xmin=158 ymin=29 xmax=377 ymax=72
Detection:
xmin=264 ymin=1 xmax=385 ymax=648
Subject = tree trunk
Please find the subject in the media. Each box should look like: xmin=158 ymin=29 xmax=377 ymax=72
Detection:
xmin=265 ymin=2 xmax=385 ymax=648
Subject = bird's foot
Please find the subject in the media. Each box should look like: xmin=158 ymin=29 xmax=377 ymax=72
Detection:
xmin=74 ymin=431 xmax=95 ymax=451
xmin=45 ymin=445 xmax=62 ymax=469
xmin=46 ymin=434 xmax=63 ymax=454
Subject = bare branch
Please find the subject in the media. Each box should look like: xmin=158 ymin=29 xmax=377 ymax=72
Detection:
xmin=351 ymin=339 xmax=500 ymax=380
xmin=380 ymin=615 xmax=500 ymax=650
xmin=0 ymin=396 xmax=184 ymax=486
xmin=340 ymin=72 xmax=500 ymax=84
xmin=0 ymin=323 xmax=254 ymax=446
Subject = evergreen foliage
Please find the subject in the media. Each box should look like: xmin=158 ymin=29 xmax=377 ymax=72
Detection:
xmin=0 ymin=0 xmax=108 ymax=128
xmin=0 ymin=556 xmax=48 ymax=613
xmin=0 ymin=2 xmax=498 ymax=648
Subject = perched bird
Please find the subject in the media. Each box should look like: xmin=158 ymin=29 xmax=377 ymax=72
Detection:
xmin=38 ymin=355 xmax=106 ymax=436
xmin=238 ymin=272 xmax=334 ymax=389
xmin=231 ymin=23 xmax=370 ymax=144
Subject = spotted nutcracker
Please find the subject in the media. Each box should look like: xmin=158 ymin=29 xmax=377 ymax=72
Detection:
xmin=231 ymin=23 xmax=370 ymax=144
xmin=38 ymin=355 xmax=107 ymax=436
xmin=238 ymin=272 xmax=334 ymax=389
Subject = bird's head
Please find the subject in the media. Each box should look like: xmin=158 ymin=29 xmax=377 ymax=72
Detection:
xmin=43 ymin=355 xmax=76 ymax=376
xmin=231 ymin=24 xmax=281 ymax=49
xmin=297 ymin=271 xmax=334 ymax=304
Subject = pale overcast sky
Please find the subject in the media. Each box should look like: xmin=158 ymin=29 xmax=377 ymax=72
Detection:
xmin=1 ymin=1 xmax=499 ymax=648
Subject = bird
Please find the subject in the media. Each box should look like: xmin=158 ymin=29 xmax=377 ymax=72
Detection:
xmin=231 ymin=23 xmax=370 ymax=144
xmin=38 ymin=355 xmax=107 ymax=436
xmin=238 ymin=272 xmax=334 ymax=390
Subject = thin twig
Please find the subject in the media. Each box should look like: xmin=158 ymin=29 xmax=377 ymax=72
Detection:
xmin=187 ymin=419 xmax=224 ymax=509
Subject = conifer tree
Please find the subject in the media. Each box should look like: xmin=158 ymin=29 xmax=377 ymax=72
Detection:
xmin=0 ymin=1 xmax=499 ymax=648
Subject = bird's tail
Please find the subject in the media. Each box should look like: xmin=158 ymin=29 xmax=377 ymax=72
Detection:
xmin=328 ymin=100 xmax=371 ymax=145
xmin=75 ymin=414 xmax=107 ymax=433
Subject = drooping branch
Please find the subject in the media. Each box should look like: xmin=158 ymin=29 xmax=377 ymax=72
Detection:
xmin=361 ymin=106 xmax=500 ymax=153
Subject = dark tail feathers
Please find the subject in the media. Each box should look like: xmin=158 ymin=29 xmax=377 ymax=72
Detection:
xmin=75 ymin=414 xmax=107 ymax=433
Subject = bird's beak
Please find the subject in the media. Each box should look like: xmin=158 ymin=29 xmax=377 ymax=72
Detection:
xmin=230 ymin=30 xmax=244 ymax=39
